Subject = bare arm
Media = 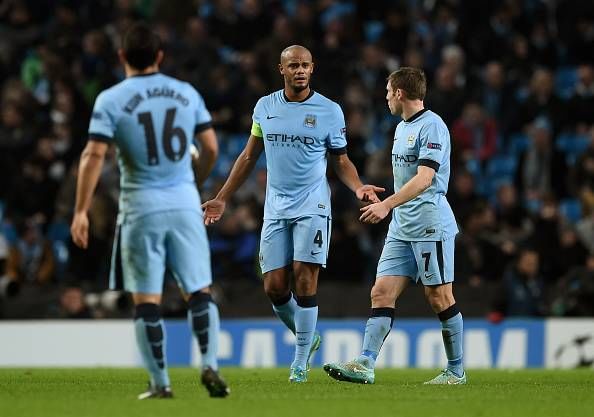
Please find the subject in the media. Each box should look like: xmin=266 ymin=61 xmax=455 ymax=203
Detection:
xmin=329 ymin=153 xmax=364 ymax=192
xmin=202 ymin=135 xmax=264 ymax=225
xmin=71 ymin=140 xmax=109 ymax=248
xmin=330 ymin=153 xmax=384 ymax=203
xmin=360 ymin=165 xmax=435 ymax=223
xmin=383 ymin=165 xmax=435 ymax=209
xmin=192 ymin=127 xmax=218 ymax=188
xmin=217 ymin=135 xmax=264 ymax=200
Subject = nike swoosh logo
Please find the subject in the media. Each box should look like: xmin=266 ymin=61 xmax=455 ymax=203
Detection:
xmin=424 ymin=273 xmax=435 ymax=279
xmin=266 ymin=115 xmax=278 ymax=119
xmin=311 ymin=251 xmax=322 ymax=255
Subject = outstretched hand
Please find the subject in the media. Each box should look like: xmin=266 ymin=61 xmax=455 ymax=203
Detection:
xmin=201 ymin=198 xmax=226 ymax=225
xmin=355 ymin=184 xmax=385 ymax=204
xmin=359 ymin=201 xmax=391 ymax=224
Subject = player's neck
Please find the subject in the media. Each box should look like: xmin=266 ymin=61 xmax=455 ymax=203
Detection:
xmin=401 ymin=101 xmax=425 ymax=121
xmin=284 ymin=86 xmax=311 ymax=102
xmin=125 ymin=64 xmax=160 ymax=78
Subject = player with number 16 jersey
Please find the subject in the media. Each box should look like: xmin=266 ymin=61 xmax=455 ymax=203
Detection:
xmin=71 ymin=23 xmax=228 ymax=399
xmin=89 ymin=72 xmax=210 ymax=220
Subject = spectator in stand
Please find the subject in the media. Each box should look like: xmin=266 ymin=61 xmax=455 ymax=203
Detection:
xmin=6 ymin=218 xmax=55 ymax=285
xmin=572 ymin=127 xmax=594 ymax=215
xmin=516 ymin=117 xmax=568 ymax=203
xmin=57 ymin=286 xmax=93 ymax=319
xmin=567 ymin=65 xmax=594 ymax=132
xmin=551 ymin=254 xmax=594 ymax=316
xmin=452 ymin=101 xmax=498 ymax=164
xmin=495 ymin=248 xmax=546 ymax=317
xmin=425 ymin=65 xmax=465 ymax=126
xmin=512 ymin=69 xmax=564 ymax=134
xmin=494 ymin=182 xmax=532 ymax=251
xmin=474 ymin=61 xmax=514 ymax=133
xmin=449 ymin=169 xmax=483 ymax=227
xmin=554 ymin=227 xmax=589 ymax=280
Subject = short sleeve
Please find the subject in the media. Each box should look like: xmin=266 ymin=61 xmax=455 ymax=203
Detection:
xmin=193 ymin=88 xmax=213 ymax=134
xmin=88 ymin=92 xmax=116 ymax=142
xmin=326 ymin=103 xmax=347 ymax=155
xmin=252 ymin=97 xmax=265 ymax=125
xmin=418 ymin=121 xmax=446 ymax=172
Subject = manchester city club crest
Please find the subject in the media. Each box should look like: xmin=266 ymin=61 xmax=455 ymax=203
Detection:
xmin=304 ymin=114 xmax=317 ymax=128
xmin=407 ymin=134 xmax=416 ymax=148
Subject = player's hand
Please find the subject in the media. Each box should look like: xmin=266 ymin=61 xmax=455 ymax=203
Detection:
xmin=355 ymin=184 xmax=385 ymax=204
xmin=71 ymin=212 xmax=89 ymax=249
xmin=201 ymin=198 xmax=226 ymax=225
xmin=359 ymin=201 xmax=391 ymax=224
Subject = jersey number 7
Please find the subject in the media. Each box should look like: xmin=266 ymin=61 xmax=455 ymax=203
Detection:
xmin=138 ymin=107 xmax=187 ymax=165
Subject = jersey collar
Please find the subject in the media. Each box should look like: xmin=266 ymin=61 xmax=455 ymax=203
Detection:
xmin=283 ymin=89 xmax=315 ymax=103
xmin=130 ymin=72 xmax=160 ymax=78
xmin=404 ymin=108 xmax=428 ymax=123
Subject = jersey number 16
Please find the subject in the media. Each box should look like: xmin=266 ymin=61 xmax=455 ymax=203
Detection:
xmin=138 ymin=107 xmax=187 ymax=165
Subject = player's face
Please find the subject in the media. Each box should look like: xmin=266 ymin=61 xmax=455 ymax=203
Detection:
xmin=386 ymin=81 xmax=402 ymax=115
xmin=279 ymin=52 xmax=314 ymax=92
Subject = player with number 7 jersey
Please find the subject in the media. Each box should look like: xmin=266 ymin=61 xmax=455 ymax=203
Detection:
xmin=71 ymin=23 xmax=229 ymax=399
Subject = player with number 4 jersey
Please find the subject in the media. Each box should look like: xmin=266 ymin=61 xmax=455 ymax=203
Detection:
xmin=70 ymin=23 xmax=229 ymax=399
xmin=202 ymin=45 xmax=384 ymax=383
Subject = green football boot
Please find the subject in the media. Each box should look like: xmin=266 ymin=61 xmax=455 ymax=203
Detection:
xmin=306 ymin=332 xmax=322 ymax=370
xmin=423 ymin=369 xmax=467 ymax=385
xmin=289 ymin=367 xmax=308 ymax=383
xmin=323 ymin=359 xmax=375 ymax=384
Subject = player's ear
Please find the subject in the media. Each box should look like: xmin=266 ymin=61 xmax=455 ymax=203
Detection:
xmin=278 ymin=63 xmax=284 ymax=75
xmin=117 ymin=49 xmax=126 ymax=65
xmin=155 ymin=50 xmax=164 ymax=66
xmin=310 ymin=62 xmax=314 ymax=73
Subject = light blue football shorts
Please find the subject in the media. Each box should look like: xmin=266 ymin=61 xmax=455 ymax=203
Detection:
xmin=109 ymin=209 xmax=212 ymax=294
xmin=376 ymin=234 xmax=456 ymax=286
xmin=259 ymin=215 xmax=331 ymax=274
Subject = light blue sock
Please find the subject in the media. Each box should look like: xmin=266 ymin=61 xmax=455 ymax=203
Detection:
xmin=272 ymin=294 xmax=297 ymax=334
xmin=291 ymin=305 xmax=318 ymax=370
xmin=134 ymin=304 xmax=170 ymax=388
xmin=189 ymin=298 xmax=220 ymax=370
xmin=441 ymin=312 xmax=464 ymax=377
xmin=357 ymin=308 xmax=394 ymax=369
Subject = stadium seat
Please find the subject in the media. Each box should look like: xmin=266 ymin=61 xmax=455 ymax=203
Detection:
xmin=226 ymin=134 xmax=248 ymax=157
xmin=508 ymin=133 xmax=531 ymax=156
xmin=554 ymin=67 xmax=578 ymax=99
xmin=559 ymin=198 xmax=582 ymax=224
xmin=556 ymin=133 xmax=590 ymax=164
xmin=364 ymin=21 xmax=384 ymax=42
xmin=47 ymin=221 xmax=71 ymax=243
xmin=486 ymin=154 xmax=518 ymax=178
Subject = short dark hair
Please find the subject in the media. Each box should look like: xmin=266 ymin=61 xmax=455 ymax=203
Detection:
xmin=387 ymin=67 xmax=427 ymax=100
xmin=122 ymin=22 xmax=161 ymax=70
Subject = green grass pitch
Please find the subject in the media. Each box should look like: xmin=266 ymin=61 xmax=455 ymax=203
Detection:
xmin=1 ymin=368 xmax=593 ymax=417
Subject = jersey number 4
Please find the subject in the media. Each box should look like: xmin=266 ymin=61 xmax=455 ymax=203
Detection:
xmin=138 ymin=107 xmax=187 ymax=165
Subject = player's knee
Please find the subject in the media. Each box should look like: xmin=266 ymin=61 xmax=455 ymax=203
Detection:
xmin=263 ymin=282 xmax=291 ymax=305
xmin=425 ymin=290 xmax=453 ymax=313
xmin=188 ymin=291 xmax=213 ymax=309
xmin=134 ymin=302 xmax=161 ymax=321
xmin=370 ymin=284 xmax=393 ymax=307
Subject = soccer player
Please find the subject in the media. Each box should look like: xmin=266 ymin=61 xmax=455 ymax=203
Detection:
xmin=70 ymin=23 xmax=230 ymax=399
xmin=201 ymin=45 xmax=384 ymax=383
xmin=323 ymin=67 xmax=466 ymax=385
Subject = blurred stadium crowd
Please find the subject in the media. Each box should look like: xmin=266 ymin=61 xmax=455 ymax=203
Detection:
xmin=1 ymin=0 xmax=593 ymax=319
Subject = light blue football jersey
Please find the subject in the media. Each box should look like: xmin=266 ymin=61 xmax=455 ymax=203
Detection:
xmin=388 ymin=109 xmax=458 ymax=241
xmin=251 ymin=90 xmax=347 ymax=219
xmin=88 ymin=73 xmax=212 ymax=218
